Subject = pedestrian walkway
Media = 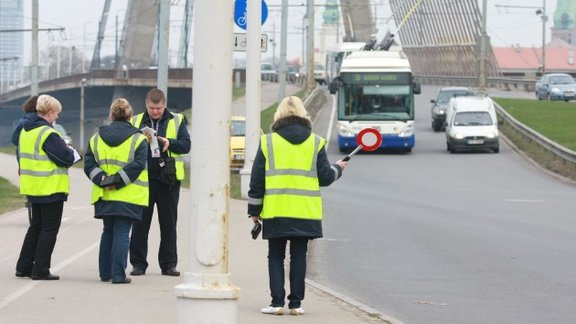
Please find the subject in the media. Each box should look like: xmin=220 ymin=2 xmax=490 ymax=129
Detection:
xmin=0 ymin=82 xmax=401 ymax=324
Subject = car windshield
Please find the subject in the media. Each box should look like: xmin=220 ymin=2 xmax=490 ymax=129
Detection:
xmin=549 ymin=75 xmax=575 ymax=85
xmin=231 ymin=120 xmax=245 ymax=136
xmin=437 ymin=90 xmax=472 ymax=104
xmin=453 ymin=112 xmax=493 ymax=126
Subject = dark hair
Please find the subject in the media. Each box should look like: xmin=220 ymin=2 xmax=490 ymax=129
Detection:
xmin=22 ymin=95 xmax=39 ymax=113
xmin=146 ymin=88 xmax=166 ymax=104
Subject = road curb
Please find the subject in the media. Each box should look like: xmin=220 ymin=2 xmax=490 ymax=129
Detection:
xmin=306 ymin=278 xmax=406 ymax=324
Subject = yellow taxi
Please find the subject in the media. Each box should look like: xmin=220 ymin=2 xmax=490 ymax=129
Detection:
xmin=230 ymin=116 xmax=246 ymax=168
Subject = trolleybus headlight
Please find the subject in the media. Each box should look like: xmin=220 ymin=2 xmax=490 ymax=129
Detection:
xmin=337 ymin=124 xmax=355 ymax=137
xmin=398 ymin=124 xmax=413 ymax=137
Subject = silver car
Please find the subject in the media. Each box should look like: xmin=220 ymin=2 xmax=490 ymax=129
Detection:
xmin=535 ymin=73 xmax=576 ymax=101
xmin=53 ymin=123 xmax=72 ymax=145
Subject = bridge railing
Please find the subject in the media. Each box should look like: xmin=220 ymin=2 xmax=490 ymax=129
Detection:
xmin=415 ymin=75 xmax=537 ymax=92
xmin=0 ymin=68 xmax=248 ymax=104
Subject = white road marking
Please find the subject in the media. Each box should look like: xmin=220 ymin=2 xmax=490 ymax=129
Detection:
xmin=503 ymin=199 xmax=545 ymax=203
xmin=0 ymin=241 xmax=99 ymax=311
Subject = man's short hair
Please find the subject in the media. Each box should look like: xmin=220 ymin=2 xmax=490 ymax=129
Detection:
xmin=146 ymin=88 xmax=166 ymax=104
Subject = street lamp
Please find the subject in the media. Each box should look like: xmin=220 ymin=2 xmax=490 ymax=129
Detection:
xmin=536 ymin=2 xmax=547 ymax=75
xmin=80 ymin=78 xmax=87 ymax=152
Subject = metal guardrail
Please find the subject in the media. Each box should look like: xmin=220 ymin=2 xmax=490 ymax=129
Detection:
xmin=494 ymin=102 xmax=576 ymax=164
xmin=415 ymin=75 xmax=537 ymax=92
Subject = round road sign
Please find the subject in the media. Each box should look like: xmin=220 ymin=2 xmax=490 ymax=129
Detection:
xmin=357 ymin=128 xmax=382 ymax=151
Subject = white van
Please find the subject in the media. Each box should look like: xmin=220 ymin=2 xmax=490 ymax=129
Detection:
xmin=445 ymin=96 xmax=499 ymax=153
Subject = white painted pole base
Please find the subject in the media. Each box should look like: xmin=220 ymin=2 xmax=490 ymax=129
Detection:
xmin=175 ymin=273 xmax=240 ymax=324
xmin=239 ymin=168 xmax=251 ymax=200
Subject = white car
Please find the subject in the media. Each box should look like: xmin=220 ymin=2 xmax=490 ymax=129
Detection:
xmin=445 ymin=96 xmax=499 ymax=153
xmin=53 ymin=123 xmax=72 ymax=145
xmin=297 ymin=63 xmax=327 ymax=85
xmin=313 ymin=63 xmax=326 ymax=85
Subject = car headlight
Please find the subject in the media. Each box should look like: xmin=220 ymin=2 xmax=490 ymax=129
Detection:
xmin=433 ymin=108 xmax=445 ymax=115
xmin=337 ymin=124 xmax=355 ymax=137
xmin=550 ymin=87 xmax=562 ymax=94
xmin=451 ymin=132 xmax=464 ymax=139
xmin=485 ymin=131 xmax=499 ymax=139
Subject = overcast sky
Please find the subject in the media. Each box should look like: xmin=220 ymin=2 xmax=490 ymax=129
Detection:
xmin=21 ymin=0 xmax=558 ymax=66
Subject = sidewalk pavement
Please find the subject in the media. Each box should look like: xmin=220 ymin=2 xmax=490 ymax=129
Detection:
xmin=0 ymin=82 xmax=399 ymax=324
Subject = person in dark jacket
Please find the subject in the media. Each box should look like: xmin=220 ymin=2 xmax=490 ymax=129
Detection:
xmin=129 ymin=89 xmax=191 ymax=277
xmin=12 ymin=95 xmax=38 ymax=146
xmin=15 ymin=94 xmax=77 ymax=281
xmin=84 ymin=98 xmax=149 ymax=284
xmin=248 ymin=96 xmax=348 ymax=315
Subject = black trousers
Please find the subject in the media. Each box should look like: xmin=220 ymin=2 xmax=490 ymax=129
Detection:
xmin=130 ymin=179 xmax=180 ymax=271
xmin=268 ymin=238 xmax=309 ymax=309
xmin=16 ymin=200 xmax=64 ymax=277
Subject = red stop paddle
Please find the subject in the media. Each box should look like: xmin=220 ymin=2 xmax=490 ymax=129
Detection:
xmin=342 ymin=128 xmax=383 ymax=161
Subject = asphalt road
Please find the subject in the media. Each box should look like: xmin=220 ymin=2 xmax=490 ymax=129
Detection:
xmin=307 ymin=85 xmax=576 ymax=324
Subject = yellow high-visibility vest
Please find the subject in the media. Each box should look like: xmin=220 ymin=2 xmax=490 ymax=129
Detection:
xmin=19 ymin=126 xmax=69 ymax=196
xmin=260 ymin=132 xmax=325 ymax=220
xmin=131 ymin=112 xmax=185 ymax=180
xmin=89 ymin=132 xmax=149 ymax=206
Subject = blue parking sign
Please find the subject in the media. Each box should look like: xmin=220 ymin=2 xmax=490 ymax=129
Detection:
xmin=234 ymin=0 xmax=268 ymax=30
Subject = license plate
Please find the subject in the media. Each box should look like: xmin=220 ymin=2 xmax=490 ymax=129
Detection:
xmin=234 ymin=154 xmax=244 ymax=160
xmin=467 ymin=139 xmax=484 ymax=145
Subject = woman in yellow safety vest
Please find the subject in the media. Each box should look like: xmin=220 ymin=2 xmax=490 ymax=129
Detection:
xmin=248 ymin=96 xmax=348 ymax=315
xmin=15 ymin=94 xmax=78 ymax=281
xmin=84 ymin=98 xmax=149 ymax=284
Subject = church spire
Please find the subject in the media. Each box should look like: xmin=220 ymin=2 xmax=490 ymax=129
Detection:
xmin=323 ymin=0 xmax=339 ymax=25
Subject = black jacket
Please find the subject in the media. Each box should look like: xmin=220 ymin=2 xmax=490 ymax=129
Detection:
xmin=84 ymin=120 xmax=148 ymax=220
xmin=12 ymin=112 xmax=37 ymax=146
xmin=247 ymin=116 xmax=343 ymax=239
xmin=134 ymin=109 xmax=191 ymax=180
xmin=19 ymin=115 xmax=75 ymax=203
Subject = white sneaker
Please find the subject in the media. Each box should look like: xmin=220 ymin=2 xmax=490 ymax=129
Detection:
xmin=261 ymin=306 xmax=284 ymax=315
xmin=289 ymin=307 xmax=305 ymax=315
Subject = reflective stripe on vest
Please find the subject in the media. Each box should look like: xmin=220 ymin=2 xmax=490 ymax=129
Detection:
xmin=260 ymin=132 xmax=325 ymax=220
xmin=89 ymin=132 xmax=149 ymax=206
xmin=18 ymin=126 xmax=70 ymax=196
xmin=131 ymin=112 xmax=185 ymax=180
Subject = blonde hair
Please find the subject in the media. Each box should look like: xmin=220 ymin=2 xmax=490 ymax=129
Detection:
xmin=109 ymin=98 xmax=133 ymax=121
xmin=36 ymin=95 xmax=62 ymax=116
xmin=273 ymin=96 xmax=310 ymax=122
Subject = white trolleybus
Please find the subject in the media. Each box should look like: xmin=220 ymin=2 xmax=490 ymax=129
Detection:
xmin=329 ymin=47 xmax=421 ymax=153
xmin=325 ymin=42 xmax=365 ymax=85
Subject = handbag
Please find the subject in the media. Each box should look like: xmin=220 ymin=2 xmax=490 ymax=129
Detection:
xmin=159 ymin=153 xmax=177 ymax=186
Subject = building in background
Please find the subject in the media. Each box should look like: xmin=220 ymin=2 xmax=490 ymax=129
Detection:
xmin=551 ymin=0 xmax=576 ymax=45
xmin=0 ymin=0 xmax=24 ymax=93
xmin=318 ymin=0 xmax=340 ymax=68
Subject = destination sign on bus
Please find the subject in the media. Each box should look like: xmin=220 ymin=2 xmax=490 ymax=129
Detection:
xmin=341 ymin=72 xmax=410 ymax=84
